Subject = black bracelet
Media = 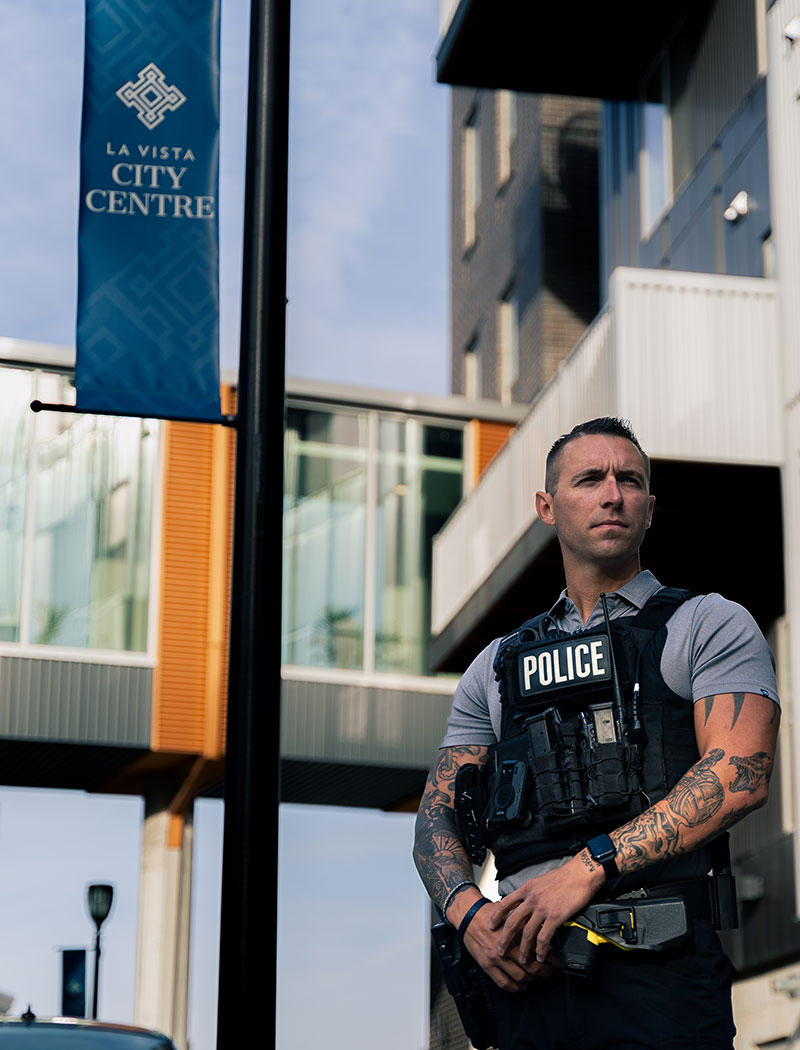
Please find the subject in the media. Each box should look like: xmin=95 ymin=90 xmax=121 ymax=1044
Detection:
xmin=457 ymin=897 xmax=489 ymax=944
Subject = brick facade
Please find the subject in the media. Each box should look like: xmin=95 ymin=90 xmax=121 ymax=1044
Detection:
xmin=450 ymin=89 xmax=600 ymax=404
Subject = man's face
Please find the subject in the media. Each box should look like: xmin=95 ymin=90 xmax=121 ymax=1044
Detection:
xmin=536 ymin=434 xmax=655 ymax=571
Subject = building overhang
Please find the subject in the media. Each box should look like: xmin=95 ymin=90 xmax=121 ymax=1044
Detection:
xmin=280 ymin=668 xmax=459 ymax=808
xmin=436 ymin=0 xmax=707 ymax=99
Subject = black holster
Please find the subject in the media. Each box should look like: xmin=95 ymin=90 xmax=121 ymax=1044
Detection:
xmin=431 ymin=918 xmax=497 ymax=1050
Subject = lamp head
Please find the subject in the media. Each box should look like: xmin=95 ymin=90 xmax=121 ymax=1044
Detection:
xmin=87 ymin=884 xmax=114 ymax=929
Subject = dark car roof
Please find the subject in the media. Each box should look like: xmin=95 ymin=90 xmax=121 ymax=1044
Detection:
xmin=0 ymin=1018 xmax=177 ymax=1049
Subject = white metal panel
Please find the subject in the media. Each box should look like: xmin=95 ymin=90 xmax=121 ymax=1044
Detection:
xmin=768 ymin=0 xmax=800 ymax=403
xmin=612 ymin=267 xmax=782 ymax=464
xmin=767 ymin=0 xmax=800 ymax=919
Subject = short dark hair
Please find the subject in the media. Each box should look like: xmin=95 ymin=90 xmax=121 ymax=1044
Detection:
xmin=544 ymin=417 xmax=650 ymax=493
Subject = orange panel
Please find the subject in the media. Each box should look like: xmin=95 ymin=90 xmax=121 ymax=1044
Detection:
xmin=471 ymin=420 xmax=514 ymax=486
xmin=151 ymin=387 xmax=236 ymax=755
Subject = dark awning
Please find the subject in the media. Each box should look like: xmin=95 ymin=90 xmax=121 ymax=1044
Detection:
xmin=436 ymin=0 xmax=704 ymax=100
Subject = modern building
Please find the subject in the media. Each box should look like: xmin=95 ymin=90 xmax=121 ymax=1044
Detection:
xmin=0 ymin=335 xmax=524 ymax=1047
xmin=432 ymin=0 xmax=800 ymax=1045
xmin=281 ymin=379 xmax=524 ymax=812
xmin=449 ymin=87 xmax=600 ymax=405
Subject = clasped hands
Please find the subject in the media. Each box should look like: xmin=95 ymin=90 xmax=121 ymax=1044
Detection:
xmin=464 ymin=854 xmax=603 ymax=992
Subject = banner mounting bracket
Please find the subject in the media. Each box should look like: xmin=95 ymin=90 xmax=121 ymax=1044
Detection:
xmin=30 ymin=400 xmax=239 ymax=428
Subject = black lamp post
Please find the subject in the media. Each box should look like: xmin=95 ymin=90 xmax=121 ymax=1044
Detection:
xmin=87 ymin=884 xmax=114 ymax=1020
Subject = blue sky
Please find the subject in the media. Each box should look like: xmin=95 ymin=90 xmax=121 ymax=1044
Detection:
xmin=0 ymin=1 xmax=450 ymax=1048
xmin=0 ymin=0 xmax=450 ymax=393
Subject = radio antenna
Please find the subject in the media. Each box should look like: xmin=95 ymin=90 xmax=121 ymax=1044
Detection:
xmin=599 ymin=592 xmax=627 ymax=736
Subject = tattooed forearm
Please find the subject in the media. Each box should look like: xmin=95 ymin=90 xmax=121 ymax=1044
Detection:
xmin=614 ymin=806 xmax=683 ymax=870
xmin=615 ymin=746 xmax=770 ymax=875
xmin=729 ymin=751 xmax=773 ymax=794
xmin=668 ymin=748 xmax=725 ymax=826
xmin=413 ymin=745 xmax=488 ymax=910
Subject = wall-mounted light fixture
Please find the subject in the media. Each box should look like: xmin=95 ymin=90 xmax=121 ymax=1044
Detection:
xmin=785 ymin=16 xmax=800 ymax=42
xmin=723 ymin=190 xmax=749 ymax=223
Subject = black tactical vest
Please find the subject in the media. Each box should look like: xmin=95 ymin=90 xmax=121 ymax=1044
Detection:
xmin=485 ymin=588 xmax=698 ymax=881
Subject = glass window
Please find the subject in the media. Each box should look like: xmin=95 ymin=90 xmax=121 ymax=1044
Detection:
xmin=282 ymin=404 xmax=465 ymax=676
xmin=375 ymin=419 xmax=463 ymax=675
xmin=640 ymin=60 xmax=671 ymax=236
xmin=668 ymin=33 xmax=693 ymax=195
xmin=463 ymin=107 xmax=481 ymax=248
xmin=0 ymin=369 xmax=33 ymax=641
xmin=499 ymin=286 xmax=519 ymax=404
xmin=29 ymin=372 xmax=156 ymax=650
xmin=282 ymin=407 xmax=368 ymax=669
xmin=0 ymin=363 xmax=157 ymax=653
xmin=762 ymin=231 xmax=775 ymax=279
xmin=463 ymin=334 xmax=482 ymax=400
xmin=496 ymin=90 xmax=516 ymax=186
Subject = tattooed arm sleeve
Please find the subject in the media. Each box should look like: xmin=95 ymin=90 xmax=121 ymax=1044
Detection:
xmin=413 ymin=744 xmax=490 ymax=912
xmin=612 ymin=691 xmax=780 ymax=876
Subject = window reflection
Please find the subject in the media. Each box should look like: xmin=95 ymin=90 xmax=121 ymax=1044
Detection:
xmin=30 ymin=374 xmax=155 ymax=650
xmin=376 ymin=420 xmax=463 ymax=674
xmin=0 ymin=363 xmax=156 ymax=653
xmin=641 ymin=61 xmax=670 ymax=235
xmin=0 ymin=369 xmax=33 ymax=641
xmin=282 ymin=407 xmax=368 ymax=669
xmin=282 ymin=406 xmax=464 ymax=676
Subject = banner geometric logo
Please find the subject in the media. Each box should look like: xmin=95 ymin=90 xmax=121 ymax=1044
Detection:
xmin=116 ymin=63 xmax=187 ymax=129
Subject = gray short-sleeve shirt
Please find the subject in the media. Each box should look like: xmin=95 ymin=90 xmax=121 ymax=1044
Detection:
xmin=442 ymin=570 xmax=779 ymax=748
xmin=441 ymin=571 xmax=779 ymax=893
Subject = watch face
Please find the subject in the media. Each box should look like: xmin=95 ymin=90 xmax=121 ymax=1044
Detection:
xmin=587 ymin=835 xmax=615 ymax=861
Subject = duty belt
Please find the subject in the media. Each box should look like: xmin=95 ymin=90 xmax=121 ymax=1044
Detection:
xmin=560 ymin=876 xmax=720 ymax=977
xmin=611 ymin=876 xmax=714 ymax=921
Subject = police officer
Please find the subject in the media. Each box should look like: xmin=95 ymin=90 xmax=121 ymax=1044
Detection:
xmin=413 ymin=417 xmax=780 ymax=1050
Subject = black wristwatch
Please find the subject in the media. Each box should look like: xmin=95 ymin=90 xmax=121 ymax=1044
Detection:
xmin=586 ymin=834 xmax=620 ymax=881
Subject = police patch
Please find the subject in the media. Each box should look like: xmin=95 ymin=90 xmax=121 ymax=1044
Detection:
xmin=517 ymin=634 xmax=612 ymax=696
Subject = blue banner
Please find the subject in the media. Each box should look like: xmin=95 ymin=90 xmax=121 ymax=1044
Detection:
xmin=76 ymin=0 xmax=222 ymax=420
xmin=61 ymin=948 xmax=86 ymax=1018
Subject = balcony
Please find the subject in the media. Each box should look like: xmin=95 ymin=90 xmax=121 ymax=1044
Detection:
xmin=430 ymin=267 xmax=783 ymax=670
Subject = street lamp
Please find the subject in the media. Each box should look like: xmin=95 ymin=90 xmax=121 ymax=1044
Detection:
xmin=87 ymin=884 xmax=114 ymax=1020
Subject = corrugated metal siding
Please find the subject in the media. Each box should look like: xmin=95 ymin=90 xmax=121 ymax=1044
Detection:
xmin=281 ymin=675 xmax=455 ymax=769
xmin=152 ymin=393 xmax=235 ymax=756
xmin=689 ymin=0 xmax=760 ymax=172
xmin=152 ymin=421 xmax=214 ymax=752
xmin=768 ymin=0 xmax=800 ymax=399
xmin=767 ymin=0 xmax=800 ymax=920
xmin=0 ymin=656 xmax=151 ymax=745
xmin=471 ymin=420 xmax=513 ymax=484
xmin=723 ymin=833 xmax=800 ymax=971
xmin=601 ymin=7 xmax=767 ymax=284
xmin=280 ymin=757 xmax=427 ymax=809
xmin=213 ymin=385 xmax=236 ymax=758
xmin=612 ymin=267 xmax=781 ymax=462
